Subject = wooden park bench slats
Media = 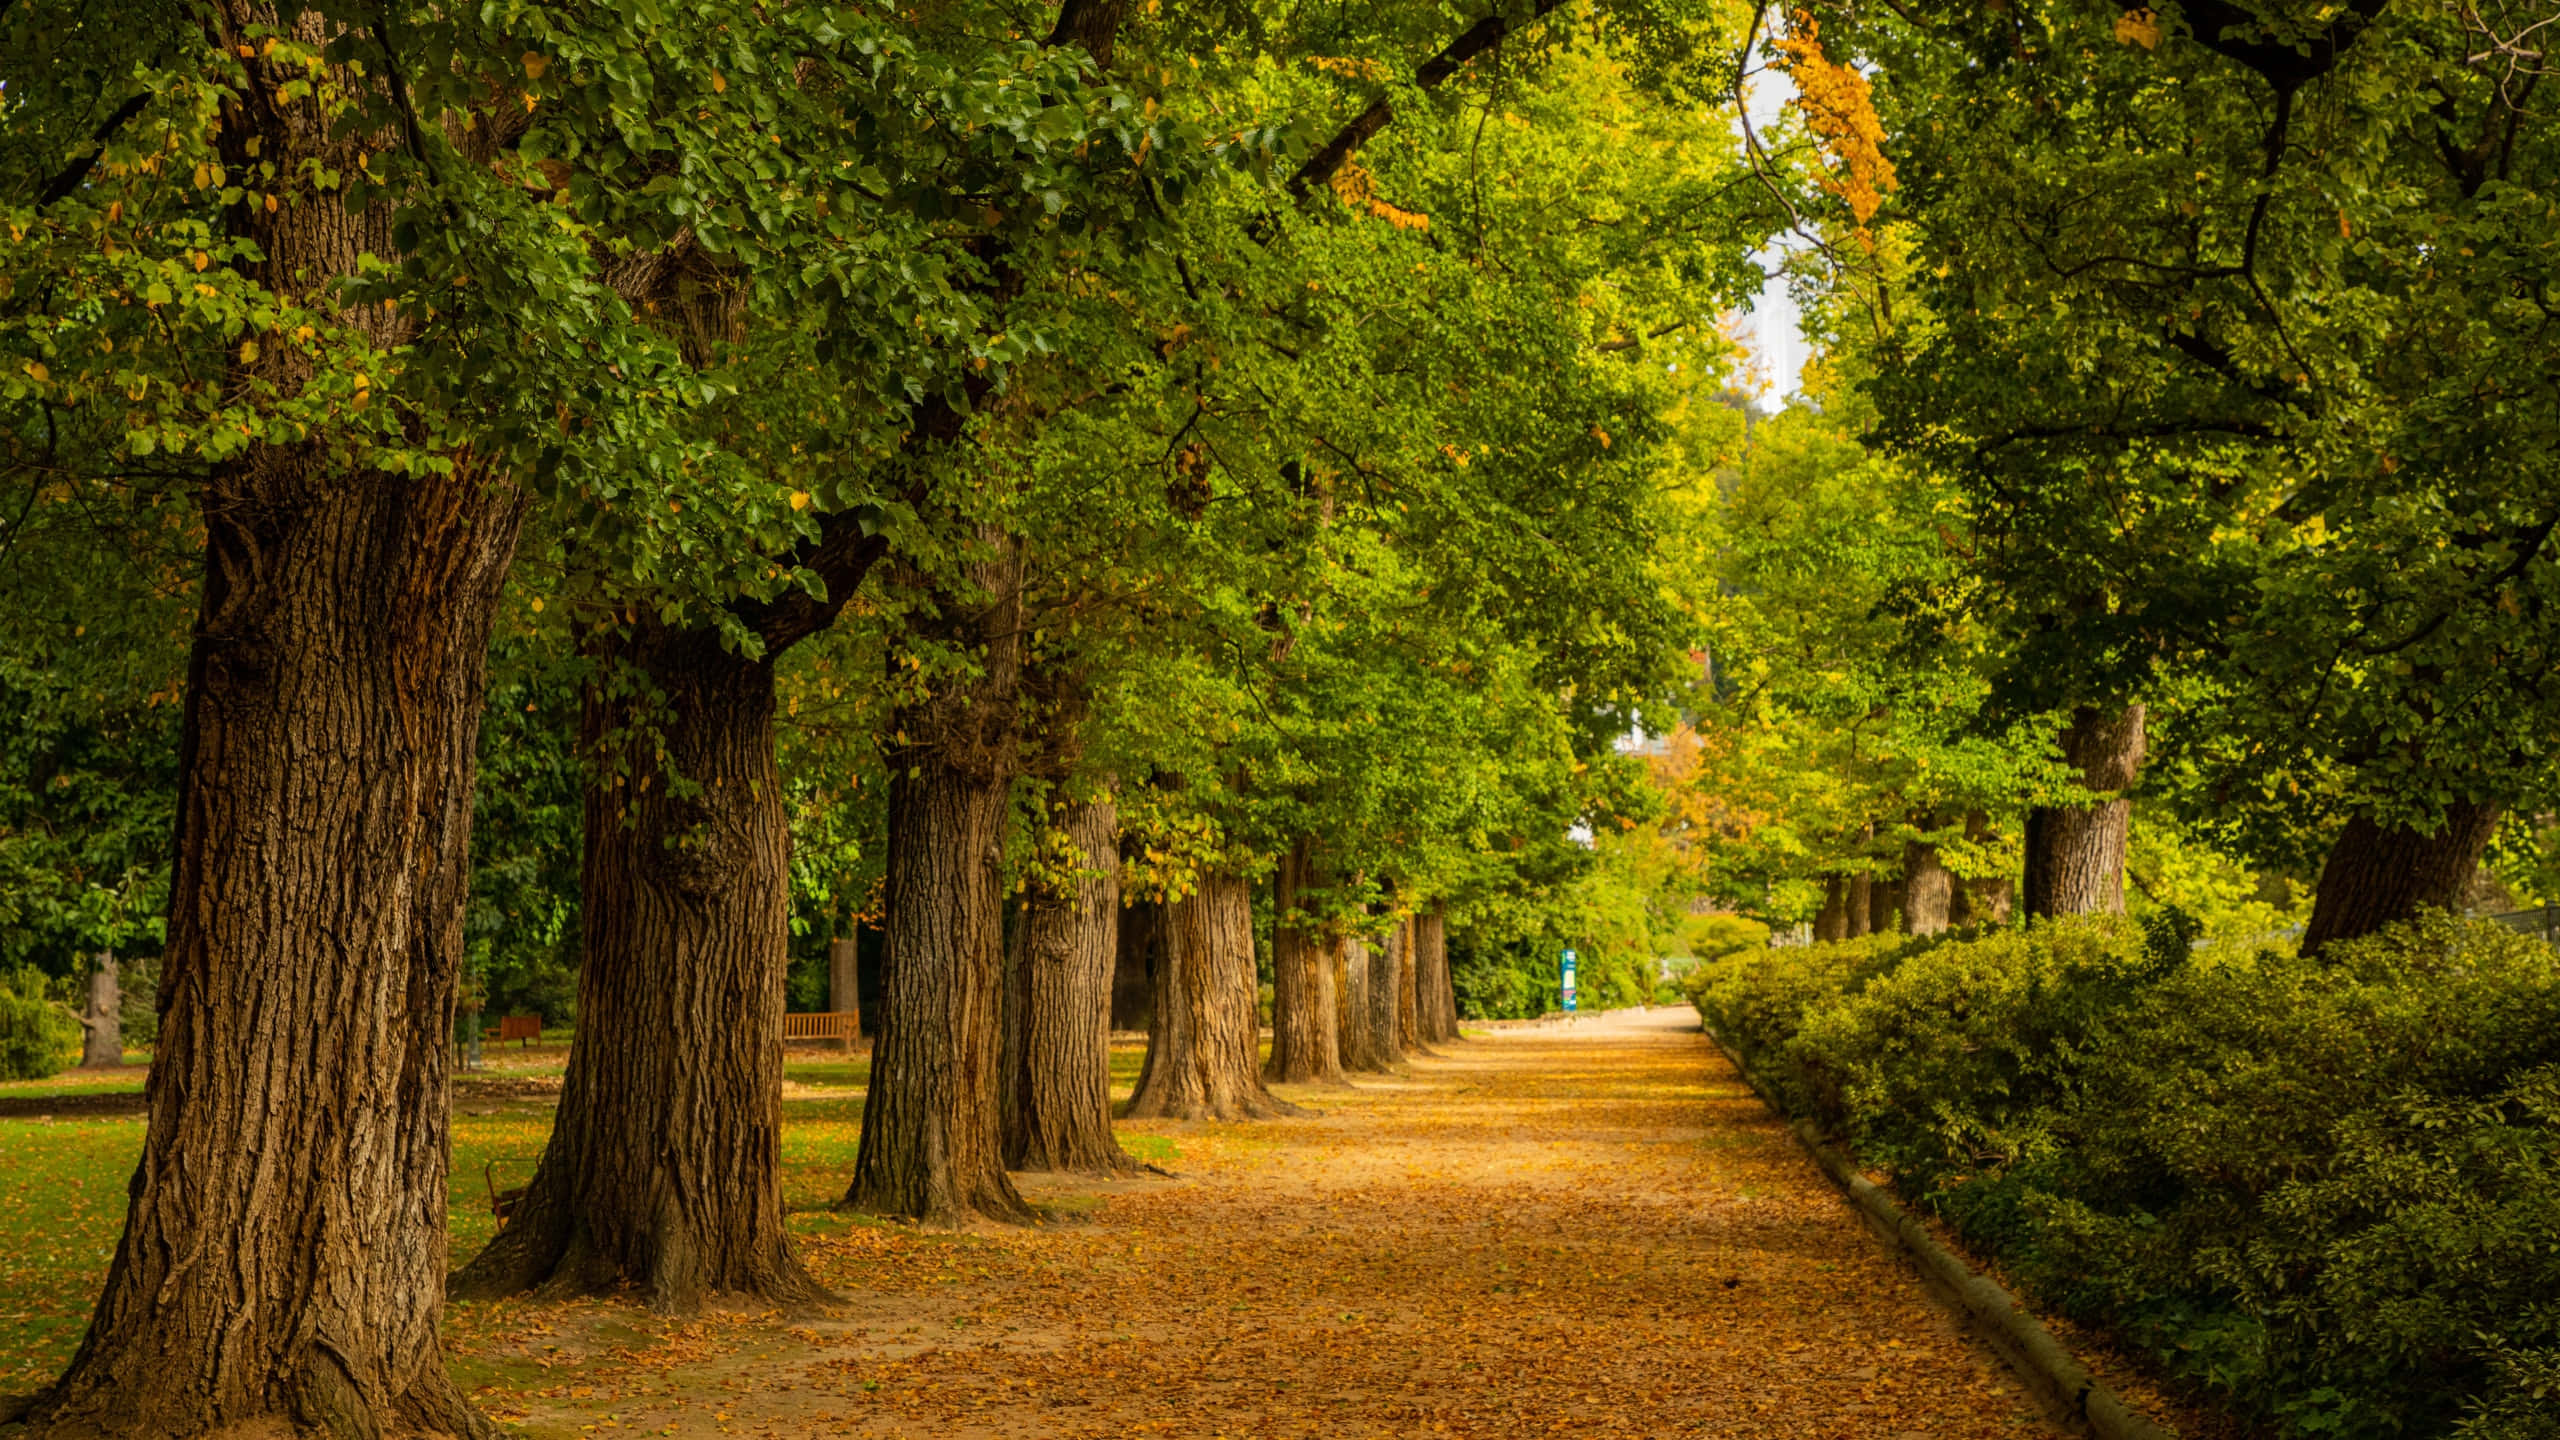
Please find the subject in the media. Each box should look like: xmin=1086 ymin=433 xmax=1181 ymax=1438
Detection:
xmin=781 ymin=1012 xmax=859 ymax=1042
xmin=496 ymin=1015 xmax=542 ymax=1046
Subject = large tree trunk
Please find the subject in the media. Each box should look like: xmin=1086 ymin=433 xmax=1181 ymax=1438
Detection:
xmin=1414 ymin=909 xmax=1459 ymax=1044
xmin=455 ymin=628 xmax=820 ymax=1311
xmin=1335 ymin=933 xmax=1385 ymax=1072
xmin=1813 ymin=876 xmax=1849 ymax=942
xmin=78 ymin=952 xmax=121 ymax=1069
xmin=1846 ymin=873 xmax=1875 ymax=937
xmin=1367 ymin=918 xmax=1403 ymax=1066
xmin=1128 ymin=872 xmax=1302 ymax=1121
xmin=1902 ymin=838 xmax=1953 ymax=936
xmin=845 ymin=542 xmax=1028 ymax=1225
xmin=30 ymin=436 xmax=523 ymax=1436
xmin=2023 ymin=704 xmax=2147 ymax=918
xmin=1395 ymin=915 xmax=1424 ymax=1054
xmin=1266 ymin=839 xmax=1344 ymax=1085
xmin=1002 ymin=794 xmax=1136 ymax=1173
xmin=2301 ymin=801 xmax=2502 ymax=955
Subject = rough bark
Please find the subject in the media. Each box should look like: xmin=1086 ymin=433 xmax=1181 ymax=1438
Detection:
xmin=1414 ymin=909 xmax=1459 ymax=1044
xmin=1046 ymin=0 xmax=1130 ymax=63
xmin=2023 ymin=704 xmax=2147 ymax=918
xmin=2301 ymin=801 xmax=2503 ymax=955
xmin=454 ymin=628 xmax=821 ymax=1311
xmin=78 ymin=953 xmax=120 ymax=1069
xmin=1902 ymin=839 xmax=1954 ymax=936
xmin=27 ymin=443 xmax=524 ymax=1435
xmin=16 ymin=33 xmax=532 ymax=1424
xmin=1002 ymin=794 xmax=1137 ymax=1173
xmin=1112 ymin=898 xmax=1158 ymax=1033
xmin=1335 ymin=934 xmax=1386 ymax=1073
xmin=829 ymin=934 xmax=860 ymax=1051
xmin=1367 ymin=917 xmax=1404 ymax=1067
xmin=1266 ymin=838 xmax=1345 ymax=1085
xmin=1814 ymin=876 xmax=1850 ymax=942
xmin=1395 ymin=915 xmax=1425 ymax=1056
xmin=1129 ymin=871 xmax=1303 ymax=1121
xmin=845 ymin=539 xmax=1029 ymax=1225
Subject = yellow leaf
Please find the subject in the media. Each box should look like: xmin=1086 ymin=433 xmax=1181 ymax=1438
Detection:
xmin=789 ymin=490 xmax=812 ymax=511
xmin=712 ymin=71 xmax=728 ymax=93
xmin=192 ymin=163 xmax=212 ymax=189
xmin=238 ymin=340 xmax=260 ymax=363
xmin=530 ymin=597 xmax=545 ymax=613
xmin=24 ymin=361 xmax=47 ymax=383
xmin=523 ymin=52 xmax=549 ymax=79
xmin=2113 ymin=9 xmax=2163 ymax=48
xmin=191 ymin=250 xmax=210 ymax=272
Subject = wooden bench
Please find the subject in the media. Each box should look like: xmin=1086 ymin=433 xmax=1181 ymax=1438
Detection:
xmin=781 ymin=1012 xmax=859 ymax=1044
xmin=496 ymin=1014 xmax=542 ymax=1047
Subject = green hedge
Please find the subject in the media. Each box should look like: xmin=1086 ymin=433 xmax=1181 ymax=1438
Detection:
xmin=1687 ymin=914 xmax=2560 ymax=1440
xmin=0 ymin=965 xmax=78 ymax=1080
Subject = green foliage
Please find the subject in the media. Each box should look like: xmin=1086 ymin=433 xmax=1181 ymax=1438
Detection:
xmin=0 ymin=965 xmax=78 ymax=1080
xmin=1804 ymin=0 xmax=2560 ymax=860
xmin=1694 ymin=915 xmax=2560 ymax=1437
xmin=464 ymin=633 xmax=586 ymax=1023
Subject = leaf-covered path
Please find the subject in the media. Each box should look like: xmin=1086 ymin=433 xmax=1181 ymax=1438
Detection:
xmin=457 ymin=1009 xmax=2060 ymax=1438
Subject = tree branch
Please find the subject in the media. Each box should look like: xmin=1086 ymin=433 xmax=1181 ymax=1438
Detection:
xmin=2157 ymin=0 xmax=2391 ymax=94
xmin=1287 ymin=0 xmax=1565 ymax=201
xmin=36 ymin=92 xmax=149 ymax=207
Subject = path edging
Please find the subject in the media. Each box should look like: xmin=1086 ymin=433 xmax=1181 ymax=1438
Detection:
xmin=1701 ymin=1023 xmax=2177 ymax=1440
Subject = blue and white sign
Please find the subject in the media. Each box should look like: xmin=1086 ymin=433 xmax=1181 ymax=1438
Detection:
xmin=1560 ymin=948 xmax=1579 ymax=1013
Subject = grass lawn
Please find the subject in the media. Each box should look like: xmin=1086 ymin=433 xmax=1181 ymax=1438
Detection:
xmin=0 ymin=1041 xmax=1163 ymax=1396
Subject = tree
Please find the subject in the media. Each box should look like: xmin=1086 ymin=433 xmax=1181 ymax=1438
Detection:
xmin=1803 ymin=0 xmax=2560 ymax=946
xmin=6 ymin=15 xmax=538 ymax=1427
xmin=1127 ymin=866 xmax=1302 ymax=1121
xmin=1266 ymin=837 xmax=1346 ymax=1084
xmin=1003 ymin=785 xmax=1138 ymax=1172
xmin=849 ymin=534 xmax=1043 ymax=1220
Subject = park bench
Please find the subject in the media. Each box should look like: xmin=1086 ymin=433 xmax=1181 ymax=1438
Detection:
xmin=496 ymin=1014 xmax=542 ymax=1047
xmin=484 ymin=1157 xmax=534 ymax=1227
xmin=781 ymin=1011 xmax=859 ymax=1044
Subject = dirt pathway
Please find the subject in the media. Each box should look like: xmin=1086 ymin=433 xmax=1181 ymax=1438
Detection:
xmin=461 ymin=1009 xmax=2058 ymax=1438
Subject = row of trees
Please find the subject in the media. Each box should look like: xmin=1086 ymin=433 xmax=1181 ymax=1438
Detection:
xmin=0 ymin=1 xmax=1776 ymax=1435
xmin=11 ymin=1 xmax=2546 ymax=1433
xmin=1610 ymin=0 xmax=2556 ymax=955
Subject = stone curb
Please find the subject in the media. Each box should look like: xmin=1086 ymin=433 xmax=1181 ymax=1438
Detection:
xmin=1702 ymin=1024 xmax=2178 ymax=1440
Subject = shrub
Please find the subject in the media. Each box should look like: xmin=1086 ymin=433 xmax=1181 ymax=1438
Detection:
xmin=1691 ymin=913 xmax=2560 ymax=1439
xmin=0 ymin=965 xmax=79 ymax=1080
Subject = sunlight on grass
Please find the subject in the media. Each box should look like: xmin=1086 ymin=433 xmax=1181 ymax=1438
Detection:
xmin=0 ymin=1118 xmax=139 ymax=1392
xmin=1 ymin=1043 xmax=1174 ymax=1393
